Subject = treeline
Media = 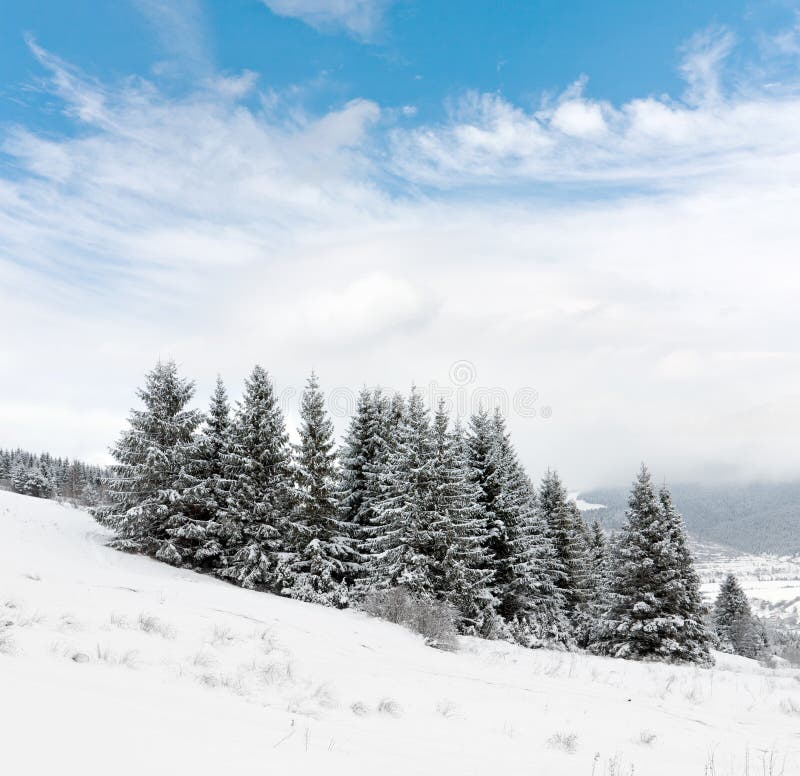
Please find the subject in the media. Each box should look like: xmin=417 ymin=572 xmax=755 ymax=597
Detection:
xmin=95 ymin=360 xmax=713 ymax=663
xmin=0 ymin=448 xmax=107 ymax=506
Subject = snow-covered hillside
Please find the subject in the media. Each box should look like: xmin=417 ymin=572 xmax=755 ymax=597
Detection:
xmin=1 ymin=491 xmax=798 ymax=776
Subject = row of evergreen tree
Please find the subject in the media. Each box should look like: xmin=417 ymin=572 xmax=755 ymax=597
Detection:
xmin=0 ymin=448 xmax=107 ymax=506
xmin=94 ymin=360 xmax=713 ymax=663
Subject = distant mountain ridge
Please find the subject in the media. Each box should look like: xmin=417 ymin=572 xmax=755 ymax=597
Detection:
xmin=580 ymin=481 xmax=800 ymax=555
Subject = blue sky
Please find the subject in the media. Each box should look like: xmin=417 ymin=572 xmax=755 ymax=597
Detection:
xmin=2 ymin=1 xmax=800 ymax=488
xmin=2 ymin=1 xmax=796 ymax=132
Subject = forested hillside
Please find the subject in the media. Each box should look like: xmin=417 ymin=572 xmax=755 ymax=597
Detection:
xmin=0 ymin=448 xmax=107 ymax=506
xmin=582 ymin=481 xmax=800 ymax=555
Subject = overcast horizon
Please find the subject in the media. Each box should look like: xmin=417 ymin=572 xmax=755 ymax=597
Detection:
xmin=3 ymin=1 xmax=800 ymax=489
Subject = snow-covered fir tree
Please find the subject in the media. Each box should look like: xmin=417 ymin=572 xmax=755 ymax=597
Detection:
xmin=368 ymin=386 xmax=437 ymax=595
xmin=171 ymin=376 xmax=233 ymax=570
xmin=537 ymin=470 xmax=590 ymax=626
xmin=337 ymin=387 xmax=391 ymax=584
xmin=658 ymin=485 xmax=711 ymax=663
xmin=713 ymin=573 xmax=766 ymax=658
xmin=576 ymin=520 xmax=610 ymax=648
xmin=219 ymin=366 xmax=293 ymax=591
xmin=428 ymin=404 xmax=494 ymax=630
xmin=594 ymin=465 xmax=711 ymax=663
xmin=283 ymin=372 xmax=354 ymax=607
xmin=485 ymin=409 xmax=570 ymax=646
xmin=94 ymin=360 xmax=203 ymax=562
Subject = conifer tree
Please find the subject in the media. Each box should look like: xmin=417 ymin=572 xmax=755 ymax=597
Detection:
xmin=713 ymin=573 xmax=764 ymax=658
xmin=595 ymin=465 xmax=711 ymax=663
xmin=0 ymin=450 xmax=10 ymax=482
xmin=170 ymin=376 xmax=232 ymax=569
xmin=658 ymin=485 xmax=711 ymax=663
xmin=368 ymin=387 xmax=437 ymax=594
xmin=429 ymin=404 xmax=494 ymax=630
xmin=337 ymin=387 xmax=391 ymax=582
xmin=94 ymin=360 xmax=203 ymax=561
xmin=488 ymin=410 xmax=569 ymax=646
xmin=220 ymin=366 xmax=292 ymax=590
xmin=576 ymin=520 xmax=610 ymax=648
xmin=537 ymin=470 xmax=589 ymax=625
xmin=284 ymin=372 xmax=354 ymax=607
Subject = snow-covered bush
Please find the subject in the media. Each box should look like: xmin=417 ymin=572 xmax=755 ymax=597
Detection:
xmin=361 ymin=586 xmax=457 ymax=649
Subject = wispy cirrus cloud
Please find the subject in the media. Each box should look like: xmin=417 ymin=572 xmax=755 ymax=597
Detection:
xmin=133 ymin=0 xmax=214 ymax=76
xmin=260 ymin=0 xmax=392 ymax=40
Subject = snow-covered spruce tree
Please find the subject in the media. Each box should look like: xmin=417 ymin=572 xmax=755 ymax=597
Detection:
xmin=658 ymin=485 xmax=711 ymax=663
xmin=487 ymin=409 xmax=570 ymax=647
xmin=170 ymin=376 xmax=233 ymax=570
xmin=337 ymin=387 xmax=391 ymax=585
xmin=577 ymin=520 xmax=611 ymax=649
xmin=0 ymin=450 xmax=10 ymax=483
xmin=283 ymin=372 xmax=355 ymax=607
xmin=367 ymin=387 xmax=437 ymax=595
xmin=12 ymin=463 xmax=54 ymax=499
xmin=713 ymin=573 xmax=765 ymax=658
xmin=219 ymin=366 xmax=293 ymax=591
xmin=94 ymin=360 xmax=203 ymax=562
xmin=537 ymin=470 xmax=590 ymax=627
xmin=10 ymin=460 xmax=29 ymax=494
xmin=428 ymin=404 xmax=495 ymax=631
xmin=594 ymin=465 xmax=711 ymax=663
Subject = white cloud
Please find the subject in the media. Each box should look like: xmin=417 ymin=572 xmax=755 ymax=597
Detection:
xmin=678 ymin=26 xmax=735 ymax=105
xmin=260 ymin=0 xmax=391 ymax=40
xmin=4 ymin=29 xmax=800 ymax=487
xmin=133 ymin=0 xmax=213 ymax=75
xmin=390 ymin=27 xmax=800 ymax=189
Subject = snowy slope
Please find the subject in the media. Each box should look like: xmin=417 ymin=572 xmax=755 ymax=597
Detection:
xmin=1 ymin=491 xmax=799 ymax=776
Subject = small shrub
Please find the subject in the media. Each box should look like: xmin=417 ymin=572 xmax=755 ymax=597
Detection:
xmin=208 ymin=624 xmax=236 ymax=647
xmin=350 ymin=701 xmax=369 ymax=716
xmin=436 ymin=699 xmax=457 ymax=718
xmin=0 ymin=627 xmax=16 ymax=656
xmin=361 ymin=587 xmax=457 ymax=650
xmin=779 ymin=697 xmax=800 ymax=715
xmin=58 ymin=613 xmax=81 ymax=631
xmin=95 ymin=643 xmax=139 ymax=668
xmin=310 ymin=683 xmax=338 ymax=710
xmin=138 ymin=613 xmax=175 ymax=639
xmin=219 ymin=673 xmax=248 ymax=696
xmin=191 ymin=650 xmax=218 ymax=669
xmin=254 ymin=628 xmax=278 ymax=653
xmin=256 ymin=659 xmax=294 ymax=686
xmin=546 ymin=731 xmax=578 ymax=754
xmin=639 ymin=729 xmax=657 ymax=745
xmin=109 ymin=612 xmax=130 ymax=629
xmin=17 ymin=611 xmax=45 ymax=627
xmin=377 ymin=697 xmax=402 ymax=717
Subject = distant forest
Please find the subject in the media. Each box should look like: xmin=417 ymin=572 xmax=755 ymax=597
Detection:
xmin=0 ymin=448 xmax=108 ymax=507
xmin=582 ymin=481 xmax=800 ymax=555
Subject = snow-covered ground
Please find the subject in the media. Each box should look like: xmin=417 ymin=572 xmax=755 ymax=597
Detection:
xmin=695 ymin=541 xmax=800 ymax=624
xmin=1 ymin=491 xmax=799 ymax=776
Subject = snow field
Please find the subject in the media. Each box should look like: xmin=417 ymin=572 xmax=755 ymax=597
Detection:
xmin=1 ymin=490 xmax=799 ymax=776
